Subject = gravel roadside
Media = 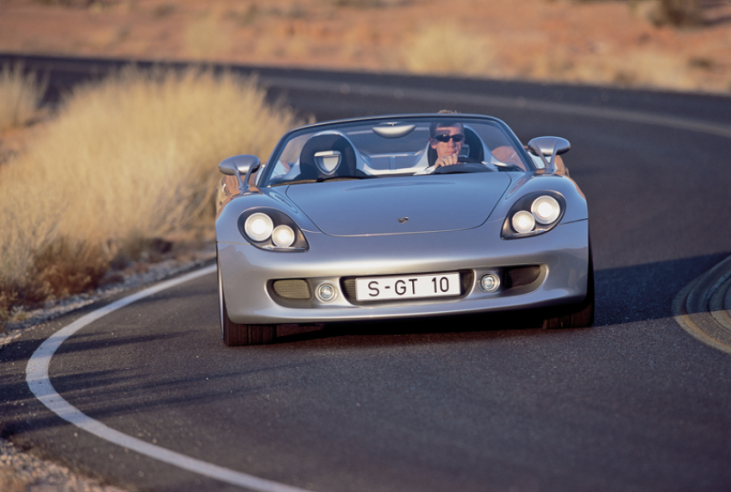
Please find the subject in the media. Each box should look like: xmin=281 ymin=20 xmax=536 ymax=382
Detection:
xmin=1 ymin=245 xmax=216 ymax=492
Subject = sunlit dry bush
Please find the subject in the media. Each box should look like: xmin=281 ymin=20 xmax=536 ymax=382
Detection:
xmin=185 ymin=13 xmax=233 ymax=59
xmin=0 ymin=64 xmax=46 ymax=132
xmin=630 ymin=0 xmax=704 ymax=28
xmin=0 ymin=465 xmax=26 ymax=492
xmin=609 ymin=50 xmax=695 ymax=89
xmin=528 ymin=48 xmax=694 ymax=91
xmin=401 ymin=24 xmax=495 ymax=77
xmin=332 ymin=0 xmax=387 ymax=7
xmin=0 ymin=67 xmax=301 ymax=305
xmin=0 ymin=289 xmax=17 ymax=331
xmin=25 ymin=237 xmax=110 ymax=302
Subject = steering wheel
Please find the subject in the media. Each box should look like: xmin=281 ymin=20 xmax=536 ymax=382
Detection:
xmin=431 ymin=161 xmax=491 ymax=174
xmin=456 ymin=156 xmax=483 ymax=164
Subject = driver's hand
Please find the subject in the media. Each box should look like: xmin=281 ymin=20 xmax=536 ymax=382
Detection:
xmin=434 ymin=153 xmax=459 ymax=168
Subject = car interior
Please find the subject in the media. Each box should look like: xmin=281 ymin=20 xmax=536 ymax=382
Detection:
xmin=265 ymin=120 xmax=531 ymax=186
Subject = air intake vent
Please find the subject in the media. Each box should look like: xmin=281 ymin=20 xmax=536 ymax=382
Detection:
xmin=503 ymin=266 xmax=541 ymax=289
xmin=272 ymin=279 xmax=311 ymax=300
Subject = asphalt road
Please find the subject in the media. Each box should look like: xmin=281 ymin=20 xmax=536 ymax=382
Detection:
xmin=2 ymin=54 xmax=731 ymax=492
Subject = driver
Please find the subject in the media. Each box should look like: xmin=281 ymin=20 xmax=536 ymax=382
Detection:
xmin=430 ymin=120 xmax=466 ymax=169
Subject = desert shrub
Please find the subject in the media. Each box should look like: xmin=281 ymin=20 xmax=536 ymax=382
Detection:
xmin=152 ymin=3 xmax=176 ymax=18
xmin=630 ymin=0 xmax=704 ymax=28
xmin=25 ymin=237 xmax=110 ymax=302
xmin=185 ymin=14 xmax=233 ymax=59
xmin=332 ymin=0 xmax=388 ymax=7
xmin=0 ymin=63 xmax=46 ymax=132
xmin=401 ymin=24 xmax=495 ymax=76
xmin=31 ymin=0 xmax=122 ymax=7
xmin=0 ymin=288 xmax=17 ymax=331
xmin=0 ymin=67 xmax=302 ymax=309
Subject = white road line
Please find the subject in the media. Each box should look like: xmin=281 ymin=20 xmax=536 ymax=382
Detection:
xmin=26 ymin=264 xmax=314 ymax=492
xmin=672 ymin=257 xmax=731 ymax=356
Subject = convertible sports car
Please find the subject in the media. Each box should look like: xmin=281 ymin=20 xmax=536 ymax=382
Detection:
xmin=216 ymin=113 xmax=593 ymax=346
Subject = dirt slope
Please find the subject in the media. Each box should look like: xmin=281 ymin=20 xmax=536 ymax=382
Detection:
xmin=1 ymin=0 xmax=730 ymax=94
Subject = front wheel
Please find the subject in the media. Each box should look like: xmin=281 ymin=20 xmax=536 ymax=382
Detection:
xmin=542 ymin=251 xmax=595 ymax=329
xmin=218 ymin=264 xmax=275 ymax=346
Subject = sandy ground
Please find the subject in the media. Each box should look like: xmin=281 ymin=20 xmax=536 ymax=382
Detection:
xmin=1 ymin=0 xmax=731 ymax=94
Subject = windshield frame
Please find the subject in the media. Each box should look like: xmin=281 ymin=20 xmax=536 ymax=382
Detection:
xmin=256 ymin=113 xmax=534 ymax=188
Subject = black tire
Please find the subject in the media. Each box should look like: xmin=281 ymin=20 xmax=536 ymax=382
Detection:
xmin=218 ymin=262 xmax=276 ymax=346
xmin=542 ymin=250 xmax=595 ymax=329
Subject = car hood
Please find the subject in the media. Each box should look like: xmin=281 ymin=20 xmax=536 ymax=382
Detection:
xmin=285 ymin=174 xmax=512 ymax=236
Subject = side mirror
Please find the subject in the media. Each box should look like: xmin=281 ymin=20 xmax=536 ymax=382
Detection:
xmin=527 ymin=137 xmax=570 ymax=173
xmin=218 ymin=154 xmax=260 ymax=176
xmin=218 ymin=155 xmax=261 ymax=194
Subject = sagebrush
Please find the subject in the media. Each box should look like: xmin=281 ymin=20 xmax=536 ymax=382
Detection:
xmin=0 ymin=63 xmax=46 ymax=132
xmin=0 ymin=67 xmax=302 ymax=309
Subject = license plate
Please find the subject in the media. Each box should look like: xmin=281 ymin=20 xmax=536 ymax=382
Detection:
xmin=355 ymin=273 xmax=460 ymax=301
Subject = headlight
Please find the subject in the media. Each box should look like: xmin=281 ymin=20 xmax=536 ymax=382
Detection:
xmin=502 ymin=192 xmax=566 ymax=239
xmin=244 ymin=213 xmax=274 ymax=242
xmin=272 ymin=225 xmax=295 ymax=248
xmin=238 ymin=208 xmax=309 ymax=252
xmin=511 ymin=211 xmax=535 ymax=234
xmin=531 ymin=196 xmax=560 ymax=224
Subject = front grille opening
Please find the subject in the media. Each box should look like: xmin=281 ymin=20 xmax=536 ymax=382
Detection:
xmin=503 ymin=265 xmax=541 ymax=289
xmin=272 ymin=279 xmax=312 ymax=300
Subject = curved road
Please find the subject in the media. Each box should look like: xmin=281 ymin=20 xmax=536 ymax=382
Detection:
xmin=2 ymin=54 xmax=731 ymax=492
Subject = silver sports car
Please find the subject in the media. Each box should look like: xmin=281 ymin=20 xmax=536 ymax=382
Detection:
xmin=216 ymin=113 xmax=593 ymax=346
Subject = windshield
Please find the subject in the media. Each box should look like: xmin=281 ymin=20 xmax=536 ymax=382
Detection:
xmin=258 ymin=115 xmax=533 ymax=187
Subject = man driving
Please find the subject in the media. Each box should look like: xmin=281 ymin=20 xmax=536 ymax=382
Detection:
xmin=428 ymin=116 xmax=532 ymax=173
xmin=430 ymin=120 xmax=466 ymax=169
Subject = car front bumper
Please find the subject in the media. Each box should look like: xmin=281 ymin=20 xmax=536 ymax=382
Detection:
xmin=218 ymin=219 xmax=590 ymax=324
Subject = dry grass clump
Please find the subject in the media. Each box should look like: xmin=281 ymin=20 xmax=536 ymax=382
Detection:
xmin=610 ymin=50 xmax=695 ymax=88
xmin=0 ymin=290 xmax=17 ymax=330
xmin=630 ymin=0 xmax=704 ymax=28
xmin=401 ymin=24 xmax=495 ymax=77
xmin=0 ymin=64 xmax=47 ymax=132
xmin=332 ymin=0 xmax=403 ymax=7
xmin=0 ymin=466 xmax=25 ymax=492
xmin=0 ymin=67 xmax=301 ymax=315
xmin=528 ymin=48 xmax=695 ymax=91
xmin=26 ymin=237 xmax=111 ymax=302
xmin=185 ymin=13 xmax=233 ymax=60
xmin=31 ymin=0 xmax=118 ymax=8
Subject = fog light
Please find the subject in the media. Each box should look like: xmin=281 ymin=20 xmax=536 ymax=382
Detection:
xmin=317 ymin=283 xmax=337 ymax=302
xmin=480 ymin=274 xmax=500 ymax=293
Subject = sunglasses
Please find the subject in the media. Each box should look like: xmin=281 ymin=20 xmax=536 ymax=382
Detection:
xmin=432 ymin=133 xmax=465 ymax=143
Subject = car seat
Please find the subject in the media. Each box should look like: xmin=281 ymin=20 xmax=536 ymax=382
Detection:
xmin=298 ymin=133 xmax=364 ymax=181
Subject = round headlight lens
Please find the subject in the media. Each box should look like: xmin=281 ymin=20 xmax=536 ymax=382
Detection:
xmin=531 ymin=196 xmax=560 ymax=225
xmin=512 ymin=210 xmax=535 ymax=234
xmin=272 ymin=225 xmax=296 ymax=248
xmin=244 ymin=213 xmax=274 ymax=242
